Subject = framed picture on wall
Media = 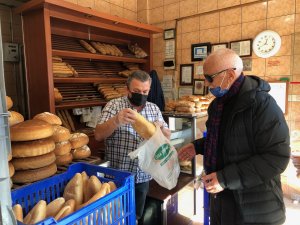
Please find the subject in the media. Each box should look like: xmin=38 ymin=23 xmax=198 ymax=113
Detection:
xmin=193 ymin=79 xmax=207 ymax=95
xmin=180 ymin=64 xmax=194 ymax=85
xmin=191 ymin=43 xmax=211 ymax=61
xmin=211 ymin=43 xmax=228 ymax=52
xmin=164 ymin=28 xmax=176 ymax=40
xmin=230 ymin=39 xmax=252 ymax=57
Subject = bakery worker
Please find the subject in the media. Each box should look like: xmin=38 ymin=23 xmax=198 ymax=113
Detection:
xmin=95 ymin=70 xmax=170 ymax=224
xmin=178 ymin=48 xmax=290 ymax=225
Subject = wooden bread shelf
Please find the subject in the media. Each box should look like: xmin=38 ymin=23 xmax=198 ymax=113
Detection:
xmin=55 ymin=100 xmax=106 ymax=109
xmin=54 ymin=77 xmax=126 ymax=83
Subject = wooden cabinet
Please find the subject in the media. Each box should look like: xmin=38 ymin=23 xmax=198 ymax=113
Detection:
xmin=15 ymin=0 xmax=162 ymax=156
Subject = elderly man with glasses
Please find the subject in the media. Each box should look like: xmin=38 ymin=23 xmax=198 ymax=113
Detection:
xmin=178 ymin=48 xmax=290 ymax=225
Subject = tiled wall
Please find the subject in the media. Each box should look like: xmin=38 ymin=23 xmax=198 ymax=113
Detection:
xmin=137 ymin=0 xmax=300 ymax=147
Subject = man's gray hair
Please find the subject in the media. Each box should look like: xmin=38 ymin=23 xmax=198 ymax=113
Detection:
xmin=127 ymin=70 xmax=152 ymax=87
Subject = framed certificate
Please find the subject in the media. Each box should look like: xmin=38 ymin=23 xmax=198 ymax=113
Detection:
xmin=180 ymin=64 xmax=194 ymax=86
xmin=164 ymin=28 xmax=176 ymax=40
xmin=211 ymin=43 xmax=228 ymax=52
xmin=193 ymin=79 xmax=207 ymax=95
xmin=230 ymin=39 xmax=252 ymax=57
xmin=191 ymin=43 xmax=211 ymax=61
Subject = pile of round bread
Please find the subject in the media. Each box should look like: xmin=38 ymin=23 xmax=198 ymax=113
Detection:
xmin=9 ymin=111 xmax=91 ymax=184
xmin=12 ymin=172 xmax=117 ymax=224
xmin=164 ymin=95 xmax=212 ymax=113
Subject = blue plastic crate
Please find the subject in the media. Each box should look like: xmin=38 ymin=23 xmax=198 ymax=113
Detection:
xmin=11 ymin=163 xmax=136 ymax=225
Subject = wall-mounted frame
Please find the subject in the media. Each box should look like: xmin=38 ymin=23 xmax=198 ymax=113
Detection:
xmin=230 ymin=39 xmax=252 ymax=57
xmin=178 ymin=86 xmax=193 ymax=99
xmin=211 ymin=42 xmax=228 ymax=52
xmin=164 ymin=28 xmax=176 ymax=40
xmin=193 ymin=79 xmax=207 ymax=95
xmin=191 ymin=42 xmax=211 ymax=61
xmin=268 ymin=81 xmax=288 ymax=114
xmin=180 ymin=64 xmax=194 ymax=85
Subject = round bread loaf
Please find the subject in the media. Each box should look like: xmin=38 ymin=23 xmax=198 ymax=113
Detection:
xmin=6 ymin=96 xmax=13 ymax=110
xmin=8 ymin=111 xmax=24 ymax=126
xmin=10 ymin=120 xmax=54 ymax=141
xmin=8 ymin=152 xmax=12 ymax=161
xmin=9 ymin=162 xmax=15 ymax=177
xmin=12 ymin=152 xmax=56 ymax=170
xmin=69 ymin=133 xmax=89 ymax=149
xmin=52 ymin=125 xmax=71 ymax=142
xmin=54 ymin=141 xmax=72 ymax=156
xmin=33 ymin=112 xmax=62 ymax=125
xmin=12 ymin=163 xmax=57 ymax=183
xmin=12 ymin=137 xmax=55 ymax=158
xmin=72 ymin=145 xmax=91 ymax=160
xmin=55 ymin=153 xmax=73 ymax=166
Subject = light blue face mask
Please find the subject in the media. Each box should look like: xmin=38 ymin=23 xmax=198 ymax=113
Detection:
xmin=209 ymin=72 xmax=229 ymax=98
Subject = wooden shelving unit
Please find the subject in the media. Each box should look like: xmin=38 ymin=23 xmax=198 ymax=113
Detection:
xmin=15 ymin=0 xmax=162 ymax=155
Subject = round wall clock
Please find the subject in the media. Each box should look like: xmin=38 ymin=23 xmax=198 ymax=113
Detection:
xmin=252 ymin=30 xmax=281 ymax=58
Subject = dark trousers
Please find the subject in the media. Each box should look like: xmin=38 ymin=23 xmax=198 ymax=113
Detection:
xmin=135 ymin=181 xmax=149 ymax=222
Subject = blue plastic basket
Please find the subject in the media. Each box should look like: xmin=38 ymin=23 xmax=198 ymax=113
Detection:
xmin=11 ymin=163 xmax=136 ymax=225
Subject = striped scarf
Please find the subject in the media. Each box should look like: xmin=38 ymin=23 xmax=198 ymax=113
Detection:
xmin=204 ymin=74 xmax=245 ymax=174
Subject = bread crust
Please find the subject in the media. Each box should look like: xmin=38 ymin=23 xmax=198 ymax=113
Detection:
xmin=52 ymin=125 xmax=71 ymax=142
xmin=72 ymin=145 xmax=91 ymax=160
xmin=55 ymin=152 xmax=73 ymax=166
xmin=33 ymin=112 xmax=62 ymax=125
xmin=8 ymin=111 xmax=24 ymax=126
xmin=69 ymin=133 xmax=89 ymax=148
xmin=54 ymin=141 xmax=72 ymax=156
xmin=6 ymin=96 xmax=13 ymax=110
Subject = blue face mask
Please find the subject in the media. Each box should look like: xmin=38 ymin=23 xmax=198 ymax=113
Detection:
xmin=209 ymin=72 xmax=229 ymax=98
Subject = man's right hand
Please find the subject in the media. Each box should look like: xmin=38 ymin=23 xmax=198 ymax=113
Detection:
xmin=115 ymin=108 xmax=136 ymax=126
xmin=177 ymin=143 xmax=196 ymax=161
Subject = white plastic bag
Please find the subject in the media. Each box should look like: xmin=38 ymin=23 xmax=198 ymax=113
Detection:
xmin=128 ymin=125 xmax=180 ymax=190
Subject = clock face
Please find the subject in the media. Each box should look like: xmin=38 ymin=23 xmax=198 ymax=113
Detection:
xmin=252 ymin=30 xmax=281 ymax=58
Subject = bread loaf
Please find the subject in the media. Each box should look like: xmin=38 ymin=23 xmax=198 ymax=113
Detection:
xmin=63 ymin=173 xmax=83 ymax=209
xmin=9 ymin=162 xmax=15 ymax=177
xmin=8 ymin=111 xmax=24 ymax=126
xmin=13 ymin=204 xmax=23 ymax=222
xmin=79 ymin=40 xmax=96 ymax=53
xmin=72 ymin=145 xmax=91 ymax=160
xmin=176 ymin=106 xmax=196 ymax=113
xmin=12 ymin=163 xmax=57 ymax=183
xmin=12 ymin=137 xmax=55 ymax=158
xmin=55 ymin=152 xmax=73 ymax=166
xmin=6 ymin=96 xmax=13 ymax=110
xmin=176 ymin=100 xmax=196 ymax=107
xmin=23 ymin=200 xmax=46 ymax=225
xmin=10 ymin=120 xmax=54 ymax=141
xmin=54 ymin=141 xmax=72 ymax=156
xmin=82 ymin=171 xmax=89 ymax=203
xmin=69 ymin=133 xmax=89 ymax=148
xmin=12 ymin=152 xmax=56 ymax=170
xmin=46 ymin=197 xmax=65 ymax=218
xmin=52 ymin=125 xmax=71 ymax=142
xmin=33 ymin=112 xmax=62 ymax=126
xmin=86 ymin=175 xmax=102 ymax=201
xmin=54 ymin=88 xmax=63 ymax=103
xmin=8 ymin=152 xmax=12 ymax=161
xmin=54 ymin=198 xmax=76 ymax=221
xmin=108 ymin=181 xmax=117 ymax=192
xmin=132 ymin=111 xmax=156 ymax=139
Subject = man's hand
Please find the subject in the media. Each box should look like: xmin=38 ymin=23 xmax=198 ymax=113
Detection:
xmin=177 ymin=143 xmax=196 ymax=161
xmin=202 ymin=172 xmax=224 ymax=194
xmin=154 ymin=121 xmax=171 ymax=140
xmin=115 ymin=108 xmax=136 ymax=126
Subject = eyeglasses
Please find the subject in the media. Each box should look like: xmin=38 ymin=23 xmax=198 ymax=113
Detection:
xmin=204 ymin=68 xmax=236 ymax=83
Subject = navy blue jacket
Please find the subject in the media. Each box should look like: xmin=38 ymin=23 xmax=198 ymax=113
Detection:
xmin=147 ymin=70 xmax=165 ymax=111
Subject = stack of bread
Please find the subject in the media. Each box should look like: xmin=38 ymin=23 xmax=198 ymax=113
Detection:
xmin=52 ymin=56 xmax=78 ymax=78
xmin=10 ymin=118 xmax=57 ymax=184
xmin=118 ymin=63 xmax=140 ymax=78
xmin=69 ymin=133 xmax=91 ymax=160
xmin=164 ymin=100 xmax=176 ymax=112
xmin=34 ymin=112 xmax=75 ymax=166
xmin=128 ymin=43 xmax=148 ymax=58
xmin=96 ymin=83 xmax=127 ymax=101
xmin=79 ymin=39 xmax=123 ymax=57
xmin=12 ymin=172 xmax=118 ymax=224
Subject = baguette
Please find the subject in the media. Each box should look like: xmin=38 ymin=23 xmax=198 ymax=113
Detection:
xmin=132 ymin=111 xmax=156 ymax=139
xmin=23 ymin=200 xmax=46 ymax=225
xmin=46 ymin=197 xmax=65 ymax=218
xmin=13 ymin=204 xmax=23 ymax=222
xmin=79 ymin=40 xmax=96 ymax=53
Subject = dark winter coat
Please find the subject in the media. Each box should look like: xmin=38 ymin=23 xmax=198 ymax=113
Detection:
xmin=193 ymin=75 xmax=290 ymax=225
xmin=147 ymin=70 xmax=165 ymax=111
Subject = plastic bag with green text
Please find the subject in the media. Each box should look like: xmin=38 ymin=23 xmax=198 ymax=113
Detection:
xmin=128 ymin=125 xmax=180 ymax=190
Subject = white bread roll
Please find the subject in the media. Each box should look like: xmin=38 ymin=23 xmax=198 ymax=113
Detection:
xmin=33 ymin=112 xmax=62 ymax=126
xmin=23 ymin=200 xmax=46 ymax=225
xmin=86 ymin=175 xmax=102 ymax=201
xmin=54 ymin=141 xmax=72 ymax=156
xmin=6 ymin=96 xmax=13 ymax=110
xmin=12 ymin=204 xmax=23 ymax=222
xmin=12 ymin=152 xmax=56 ymax=170
xmin=46 ymin=197 xmax=65 ymax=218
xmin=10 ymin=120 xmax=54 ymax=141
xmin=12 ymin=163 xmax=57 ymax=183
xmin=12 ymin=137 xmax=55 ymax=158
xmin=9 ymin=162 xmax=15 ymax=177
xmin=8 ymin=111 xmax=24 ymax=127
xmin=52 ymin=125 xmax=71 ymax=142
xmin=72 ymin=145 xmax=91 ymax=160
xmin=63 ymin=173 xmax=83 ymax=209
xmin=55 ymin=152 xmax=73 ymax=166
xmin=132 ymin=111 xmax=156 ymax=140
xmin=69 ymin=133 xmax=89 ymax=149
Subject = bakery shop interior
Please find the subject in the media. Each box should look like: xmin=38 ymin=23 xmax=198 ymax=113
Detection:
xmin=0 ymin=0 xmax=300 ymax=225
